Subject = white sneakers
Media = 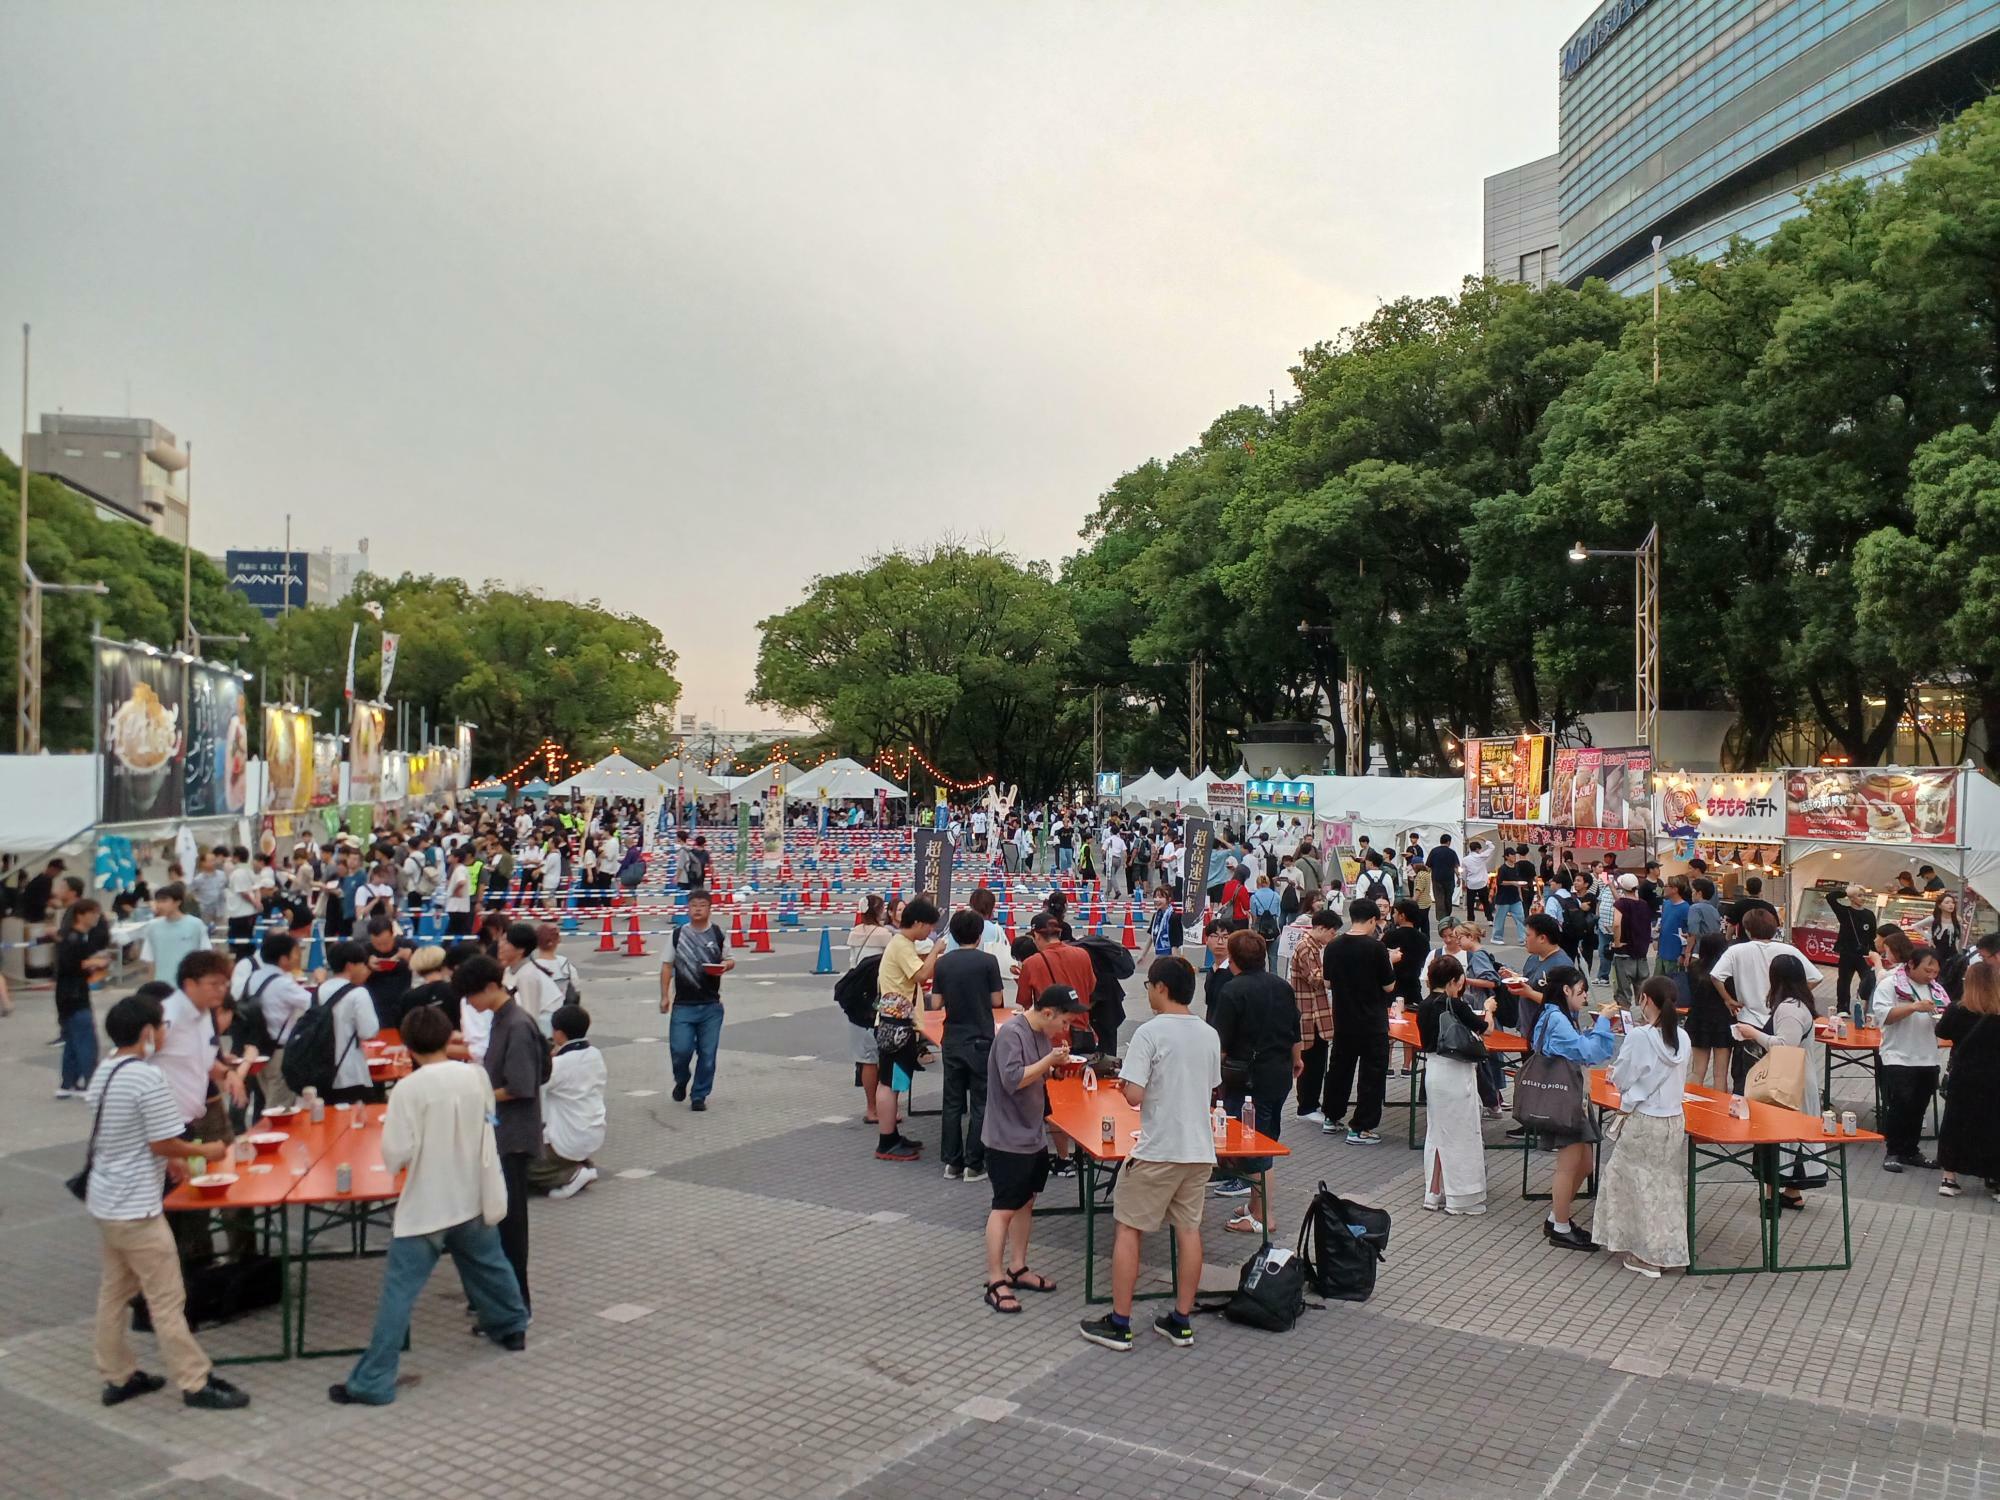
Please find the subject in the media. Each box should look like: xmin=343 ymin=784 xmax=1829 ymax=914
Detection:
xmin=548 ymin=1165 xmax=598 ymax=1200
xmin=1298 ymin=1109 xmax=1327 ymax=1125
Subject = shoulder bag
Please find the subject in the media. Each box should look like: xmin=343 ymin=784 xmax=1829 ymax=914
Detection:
xmin=1433 ymin=1004 xmax=1489 ymax=1063
xmin=1511 ymin=1011 xmax=1588 ymax=1137
xmin=1742 ymin=1007 xmax=1806 ymax=1111
xmin=67 ymin=1058 xmax=141 ymax=1201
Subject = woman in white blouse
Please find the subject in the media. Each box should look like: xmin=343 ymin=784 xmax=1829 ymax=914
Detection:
xmin=1595 ymin=976 xmax=1693 ymax=1278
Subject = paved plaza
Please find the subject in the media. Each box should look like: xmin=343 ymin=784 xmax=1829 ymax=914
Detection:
xmin=3 ymin=931 xmax=1998 ymax=1499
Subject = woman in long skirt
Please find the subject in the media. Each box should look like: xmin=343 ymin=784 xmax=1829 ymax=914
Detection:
xmin=1597 ymin=977 xmax=1694 ymax=1277
xmin=1418 ymin=956 xmax=1489 ymax=1215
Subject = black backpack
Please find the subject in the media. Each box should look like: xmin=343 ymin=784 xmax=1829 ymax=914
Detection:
xmin=280 ymin=981 xmax=361 ymax=1097
xmin=1552 ymin=888 xmax=1592 ymax=944
xmin=1297 ymin=1181 xmax=1390 ymax=1302
xmin=1074 ymin=934 xmax=1135 ymax=1001
xmin=230 ymin=970 xmax=287 ymax=1056
xmin=1198 ymin=1243 xmax=1309 ymax=1332
xmin=834 ymin=954 xmax=882 ymax=1029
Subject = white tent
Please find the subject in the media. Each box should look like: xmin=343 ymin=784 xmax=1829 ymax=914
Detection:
xmin=725 ymin=762 xmax=801 ymax=803
xmin=1302 ymin=774 xmax=1462 ymax=844
xmin=551 ymin=753 xmax=669 ymax=798
xmin=784 ymin=759 xmax=908 ymax=801
xmin=649 ymin=758 xmax=725 ymax=796
xmin=1119 ymin=768 xmax=1167 ymax=803
xmin=0 ymin=754 xmax=98 ymax=856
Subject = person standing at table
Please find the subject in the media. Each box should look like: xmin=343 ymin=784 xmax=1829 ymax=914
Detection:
xmin=979 ymin=986 xmax=1079 ymax=1313
xmin=1289 ymin=908 xmax=1340 ymax=1124
xmin=1320 ymin=898 xmax=1397 ymax=1144
xmin=1937 ymin=961 xmax=2000 ymax=1199
xmin=870 ymin=898 xmax=941 ymax=1162
xmin=458 ymin=954 xmax=548 ymax=1312
xmin=1418 ymin=954 xmax=1489 ymax=1216
xmin=1080 ymin=956 xmax=1220 ymax=1351
xmin=328 ymin=1002 xmax=530 ymax=1405
xmin=1208 ymin=930 xmax=1301 ymax=1237
xmin=1873 ymin=944 xmax=1948 ymax=1173
xmin=935 ymin=907 xmax=1002 ymax=1184
xmin=1529 ymin=966 xmax=1618 ymax=1251
xmin=1710 ymin=909 xmax=1822 ymax=1092
xmin=1595 ymin=976 xmax=1692 ymax=1277
xmin=83 ymin=993 xmax=251 ymax=1412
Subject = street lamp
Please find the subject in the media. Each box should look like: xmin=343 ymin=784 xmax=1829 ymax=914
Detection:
xmin=1298 ymin=620 xmax=1364 ymax=775
xmin=1567 ymin=525 xmax=1661 ymax=752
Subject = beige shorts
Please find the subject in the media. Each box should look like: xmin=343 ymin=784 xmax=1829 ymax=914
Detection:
xmin=1113 ymin=1158 xmax=1212 ymax=1234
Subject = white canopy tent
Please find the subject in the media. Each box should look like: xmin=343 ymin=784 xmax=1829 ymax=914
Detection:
xmin=723 ymin=762 xmax=800 ymax=804
xmin=0 ymin=754 xmax=99 ymax=857
xmin=1300 ymin=774 xmax=1463 ymax=845
xmin=783 ymin=758 xmax=908 ymax=801
xmin=648 ymin=758 xmax=726 ymax=796
xmin=1118 ymin=769 xmax=1167 ymax=803
xmin=551 ymin=753 xmax=669 ymax=799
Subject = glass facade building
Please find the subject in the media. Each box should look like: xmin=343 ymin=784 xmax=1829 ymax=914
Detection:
xmin=1558 ymin=0 xmax=2000 ymax=292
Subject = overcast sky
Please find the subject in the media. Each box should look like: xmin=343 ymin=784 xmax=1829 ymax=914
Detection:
xmin=3 ymin=1 xmax=1577 ymax=727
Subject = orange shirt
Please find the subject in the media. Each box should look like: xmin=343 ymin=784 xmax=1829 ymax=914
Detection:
xmin=1016 ymin=941 xmax=1097 ymax=1026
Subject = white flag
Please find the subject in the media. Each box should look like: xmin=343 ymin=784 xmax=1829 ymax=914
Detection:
xmin=380 ymin=632 xmax=400 ymax=697
xmin=343 ymin=621 xmax=359 ymax=702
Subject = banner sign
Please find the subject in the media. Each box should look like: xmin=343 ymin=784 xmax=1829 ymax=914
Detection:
xmin=1315 ymin=816 xmax=1356 ymax=855
xmin=1499 ymin=821 xmax=1630 ymax=852
xmin=1656 ymin=771 xmax=1783 ymax=842
xmin=1550 ymin=745 xmax=1652 ymax=834
xmin=348 ymin=702 xmax=386 ymax=804
xmin=912 ymin=828 xmax=954 ymax=913
xmin=379 ymin=633 xmax=400 ymax=697
xmin=762 ymin=771 xmax=786 ymax=868
xmin=264 ymin=706 xmax=314 ymax=814
xmin=736 ymin=799 xmax=751 ymax=876
xmin=1784 ymin=767 xmax=1959 ymax=846
xmin=183 ymin=663 xmax=249 ymax=819
xmin=1181 ymin=816 xmax=1216 ymax=930
xmin=97 ymin=641 xmax=184 ymax=825
xmin=454 ymin=725 xmax=474 ymax=789
xmin=1247 ymin=778 xmax=1315 ymax=820
xmin=1095 ymin=771 xmax=1122 ymax=798
xmin=1204 ymin=782 xmax=1245 ymax=813
xmin=875 ymin=788 xmax=887 ymax=828
xmin=1464 ymin=735 xmax=1547 ymax=822
xmin=313 ymin=735 xmax=341 ymax=805
xmin=380 ymin=751 xmax=410 ymax=804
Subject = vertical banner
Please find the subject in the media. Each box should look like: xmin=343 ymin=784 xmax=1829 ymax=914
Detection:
xmin=97 ymin=641 xmax=185 ymax=824
xmin=735 ymin=798 xmax=751 ymax=875
xmin=343 ymin=622 xmax=359 ymax=702
xmin=1181 ymin=815 xmax=1216 ymax=931
xmin=912 ymin=828 xmax=954 ymax=912
xmin=263 ymin=705 xmax=314 ymax=814
xmin=312 ymin=734 xmax=341 ymax=806
xmin=874 ymin=787 xmax=887 ymax=828
xmin=762 ymin=771 xmax=786 ymax=870
xmin=184 ymin=663 xmax=249 ymax=819
xmin=454 ymin=724 xmax=474 ymax=789
xmin=348 ymin=702 xmax=386 ymax=804
xmin=379 ymin=632 xmax=400 ymax=696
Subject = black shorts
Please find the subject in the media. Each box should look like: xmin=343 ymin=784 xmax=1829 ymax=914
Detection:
xmin=879 ymin=1036 xmax=922 ymax=1093
xmin=986 ymin=1147 xmax=1050 ymax=1211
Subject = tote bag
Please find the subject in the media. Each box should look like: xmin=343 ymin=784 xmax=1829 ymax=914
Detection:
xmin=1744 ymin=1046 xmax=1806 ymax=1111
xmin=1511 ymin=1012 xmax=1587 ymax=1137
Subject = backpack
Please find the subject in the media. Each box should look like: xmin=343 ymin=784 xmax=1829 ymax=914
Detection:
xmin=1197 ymin=1243 xmax=1310 ymax=1332
xmin=1362 ymin=870 xmax=1393 ymax=905
xmin=280 ymin=981 xmax=361 ymax=1097
xmin=1074 ymin=933 xmax=1135 ymax=1002
xmin=230 ymin=970 xmax=287 ymax=1056
xmin=834 ymin=953 xmax=882 ymax=1029
xmin=1296 ymin=1181 xmax=1390 ymax=1302
xmin=1254 ymin=906 xmax=1281 ymax=940
xmin=1551 ymin=888 xmax=1591 ymax=944
xmin=617 ymin=848 xmax=647 ymax=888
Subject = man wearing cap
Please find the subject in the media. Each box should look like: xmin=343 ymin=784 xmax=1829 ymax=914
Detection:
xmin=1018 ymin=912 xmax=1100 ymax=1044
xmin=1609 ymin=873 xmax=1653 ymax=1007
xmin=978 ymin=984 xmax=1082 ymax=1314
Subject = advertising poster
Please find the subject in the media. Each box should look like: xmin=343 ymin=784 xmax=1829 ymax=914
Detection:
xmin=380 ymin=751 xmax=409 ymax=804
xmin=263 ymin=705 xmax=315 ymax=814
xmin=183 ymin=663 xmax=249 ymax=819
xmin=1247 ymin=778 xmax=1315 ymax=821
xmin=912 ymin=829 xmax=954 ymax=913
xmin=1549 ymin=745 xmax=1652 ymax=833
xmin=1205 ymin=782 xmax=1245 ymax=814
xmin=406 ymin=752 xmax=432 ymax=801
xmin=736 ymin=799 xmax=752 ymax=876
xmin=762 ymin=772 xmax=786 ymax=868
xmin=454 ymin=725 xmax=475 ymax=789
xmin=348 ymin=702 xmax=386 ymax=804
xmin=1464 ymin=735 xmax=1547 ymax=822
xmin=1656 ymin=771 xmax=1783 ymax=843
xmin=97 ymin=640 xmax=185 ymax=825
xmin=1095 ymin=771 xmax=1123 ymax=798
xmin=1315 ymin=817 xmax=1356 ymax=856
xmin=313 ymin=735 xmax=342 ymax=805
xmin=1785 ymin=767 xmax=1959 ymax=846
xmin=1181 ymin=815 xmax=1216 ymax=929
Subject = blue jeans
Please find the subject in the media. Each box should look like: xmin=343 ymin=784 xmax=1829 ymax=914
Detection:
xmin=1595 ymin=939 xmax=1615 ymax=982
xmin=1492 ymin=900 xmax=1525 ymax=945
xmin=1056 ymin=847 xmax=1074 ymax=871
xmin=342 ymin=1218 xmax=527 ymax=1403
xmin=59 ymin=1008 xmax=98 ymax=1091
xmin=669 ymin=1001 xmax=724 ymax=1102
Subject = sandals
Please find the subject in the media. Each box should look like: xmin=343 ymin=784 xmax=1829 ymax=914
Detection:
xmin=1006 ymin=1265 xmax=1058 ymax=1294
xmin=984 ymin=1280 xmax=1022 ymax=1314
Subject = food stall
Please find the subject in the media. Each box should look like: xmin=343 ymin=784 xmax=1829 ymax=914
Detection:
xmin=1654 ymin=770 xmax=1787 ymax=910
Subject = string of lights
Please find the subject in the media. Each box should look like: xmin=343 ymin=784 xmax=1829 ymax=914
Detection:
xmin=871 ymin=743 xmax=995 ymax=793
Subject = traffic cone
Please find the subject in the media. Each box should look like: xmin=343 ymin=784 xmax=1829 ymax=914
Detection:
xmin=819 ymin=879 xmax=831 ymax=913
xmin=597 ymin=912 xmax=616 ymax=953
xmin=813 ymin=926 xmax=835 ymax=975
xmin=730 ymin=908 xmax=745 ymax=950
xmin=626 ymin=912 xmax=648 ymax=957
xmin=750 ymin=906 xmax=774 ymax=954
xmin=1120 ymin=905 xmax=1138 ymax=951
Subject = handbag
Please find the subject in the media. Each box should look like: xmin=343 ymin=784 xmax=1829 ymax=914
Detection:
xmin=1744 ymin=1045 xmax=1806 ymax=1111
xmin=1433 ymin=1004 xmax=1489 ymax=1063
xmin=66 ymin=1057 xmax=140 ymax=1201
xmin=873 ymin=1019 xmax=915 ymax=1054
xmin=479 ymin=1091 xmax=509 ymax=1226
xmin=1511 ymin=1013 xmax=1587 ymax=1136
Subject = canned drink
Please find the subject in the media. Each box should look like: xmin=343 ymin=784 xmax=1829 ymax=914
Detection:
xmin=335 ymin=1162 xmax=353 ymax=1194
xmin=1840 ymin=1110 xmax=1858 ymax=1136
xmin=1835 ymin=1015 xmax=1850 ymax=1039
xmin=1100 ymin=1116 xmax=1115 ymax=1145
xmin=1822 ymin=1109 xmax=1838 ymax=1135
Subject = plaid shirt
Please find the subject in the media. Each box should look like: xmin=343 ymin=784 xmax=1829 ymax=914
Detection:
xmin=1289 ymin=931 xmax=1334 ymax=1043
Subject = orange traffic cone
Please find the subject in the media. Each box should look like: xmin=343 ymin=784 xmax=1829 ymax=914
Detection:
xmin=750 ymin=905 xmax=774 ymax=954
xmin=626 ymin=912 xmax=648 ymax=957
xmin=1120 ymin=904 xmax=1139 ymax=951
xmin=819 ymin=879 xmax=831 ymax=913
xmin=730 ymin=908 xmax=745 ymax=950
xmin=597 ymin=912 xmax=616 ymax=953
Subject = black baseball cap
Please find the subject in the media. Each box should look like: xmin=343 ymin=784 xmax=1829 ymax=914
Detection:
xmin=1029 ymin=984 xmax=1088 ymax=1015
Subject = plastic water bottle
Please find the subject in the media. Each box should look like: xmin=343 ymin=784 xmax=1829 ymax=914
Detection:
xmin=1211 ymin=1102 xmax=1227 ymax=1144
xmin=1240 ymin=1098 xmax=1256 ymax=1141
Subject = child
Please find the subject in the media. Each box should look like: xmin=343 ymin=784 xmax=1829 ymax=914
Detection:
xmin=530 ymin=1003 xmax=606 ymax=1199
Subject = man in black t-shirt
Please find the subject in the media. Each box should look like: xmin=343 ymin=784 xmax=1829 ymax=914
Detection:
xmin=935 ymin=909 xmax=1004 ymax=1180
xmin=361 ymin=916 xmax=418 ymax=1029
xmin=1319 ymin=898 xmax=1398 ymax=1144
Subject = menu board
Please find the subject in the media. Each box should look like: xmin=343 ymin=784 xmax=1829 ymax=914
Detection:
xmin=97 ymin=640 xmax=184 ymax=824
xmin=1464 ymin=735 xmax=1547 ymax=822
xmin=1550 ymin=745 xmax=1652 ymax=834
xmin=1247 ymin=778 xmax=1315 ymax=820
xmin=1785 ymin=768 xmax=1958 ymax=846
xmin=184 ymin=663 xmax=249 ymax=819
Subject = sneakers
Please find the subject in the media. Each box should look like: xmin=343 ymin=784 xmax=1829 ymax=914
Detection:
xmin=875 ymin=1139 xmax=922 ymax=1162
xmin=943 ymin=1164 xmax=964 ymax=1181
xmin=53 ymin=1088 xmax=76 ymax=1100
xmin=183 ymin=1375 xmax=251 ymax=1410
xmin=1049 ymin=1158 xmax=1077 ymax=1179
xmin=498 ymin=1330 xmax=527 ymax=1352
xmin=102 ymin=1371 xmax=165 ymax=1406
xmin=963 ymin=1166 xmax=988 ymax=1183
xmin=1077 ymin=1314 xmax=1133 ymax=1351
xmin=547 ymin=1165 xmax=597 ymax=1200
xmin=1153 ymin=1312 xmax=1194 ymax=1348
xmin=1210 ymin=1177 xmax=1252 ymax=1198
xmin=1882 ymin=1158 xmax=1903 ymax=1173
xmin=1320 ymin=1119 xmax=1346 ymax=1135
xmin=671 ymin=1082 xmax=688 ymax=1102
xmin=1298 ymin=1109 xmax=1327 ymax=1125
xmin=1544 ymin=1220 xmax=1598 ymax=1252
xmin=1939 ymin=1180 xmax=1963 ymax=1198
xmin=1346 ymin=1130 xmax=1382 ymax=1146
xmin=690 ymin=1099 xmax=707 ymax=1113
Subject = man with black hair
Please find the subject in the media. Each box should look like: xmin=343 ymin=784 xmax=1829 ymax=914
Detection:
xmin=1079 ymin=956 xmax=1218 ymax=1351
xmin=458 ymin=953 xmax=547 ymax=1311
xmin=980 ymin=984 xmax=1082 ymax=1313
xmin=1207 ymin=930 xmax=1301 ymax=1235
xmin=1289 ymin=907 xmax=1341 ymax=1122
xmin=1319 ymin=898 xmax=1396 ymax=1143
xmin=362 ymin=916 xmax=418 ymax=1029
xmin=499 ymin=920 xmax=561 ymax=1037
xmin=1685 ymin=877 xmax=1724 ymax=940
xmin=935 ymin=907 xmax=1003 ymax=1183
xmin=530 ymin=1003 xmax=606 ymax=1200
xmin=871 ymin=897 xmax=941 ymax=1161
xmin=139 ymin=882 xmax=211 ymax=989
xmin=319 ymin=941 xmax=383 ymax=1105
xmin=84 ymin=994 xmax=251 ymax=1412
xmin=660 ymin=888 xmax=733 ymax=1111
xmin=239 ymin=932 xmax=312 ymax=1108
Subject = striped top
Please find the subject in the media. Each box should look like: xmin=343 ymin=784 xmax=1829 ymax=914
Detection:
xmin=81 ymin=1057 xmax=183 ymax=1221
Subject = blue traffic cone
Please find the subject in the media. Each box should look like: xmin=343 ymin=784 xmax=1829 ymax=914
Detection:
xmin=560 ymin=880 xmax=580 ymax=934
xmin=307 ymin=919 xmax=327 ymax=972
xmin=1200 ymin=942 xmax=1212 ymax=972
xmin=813 ymin=926 xmax=835 ymax=975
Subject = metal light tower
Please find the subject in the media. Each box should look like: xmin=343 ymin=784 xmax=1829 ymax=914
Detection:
xmin=1569 ymin=525 xmax=1661 ymax=752
xmin=1188 ymin=652 xmax=1204 ymax=772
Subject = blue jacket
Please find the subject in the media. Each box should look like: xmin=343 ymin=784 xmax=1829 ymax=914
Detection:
xmin=1533 ymin=1003 xmax=1618 ymax=1065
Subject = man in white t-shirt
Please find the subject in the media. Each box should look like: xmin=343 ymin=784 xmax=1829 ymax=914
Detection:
xmin=501 ymin=921 xmax=564 ymax=1037
xmin=1080 ymin=954 xmax=1221 ymax=1352
xmin=1460 ymin=840 xmax=1492 ymax=920
xmin=1101 ymin=828 xmax=1129 ymax=899
xmin=222 ymin=847 xmax=261 ymax=957
xmin=1709 ymin=908 xmax=1822 ymax=1089
xmin=83 ymin=993 xmax=250 ymax=1410
xmin=444 ymin=848 xmax=475 ymax=935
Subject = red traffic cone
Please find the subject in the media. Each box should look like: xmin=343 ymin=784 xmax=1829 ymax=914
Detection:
xmin=597 ymin=913 xmax=616 ymax=953
xmin=1120 ymin=904 xmax=1139 ymax=951
xmin=750 ymin=905 xmax=774 ymax=954
xmin=626 ymin=912 xmax=648 ymax=957
xmin=819 ymin=878 xmax=831 ymax=913
xmin=730 ymin=908 xmax=746 ymax=950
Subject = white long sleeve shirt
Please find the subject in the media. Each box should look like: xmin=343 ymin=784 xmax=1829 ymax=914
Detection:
xmin=380 ymin=1059 xmax=497 ymax=1237
xmin=1872 ymin=966 xmax=1947 ymax=1068
xmin=1609 ymin=1022 xmax=1691 ymax=1117
xmin=542 ymin=1042 xmax=607 ymax=1161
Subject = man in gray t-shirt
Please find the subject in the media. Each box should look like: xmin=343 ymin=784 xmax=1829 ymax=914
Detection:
xmin=978 ymin=987 xmax=1085 ymax=1314
xmin=660 ymin=890 xmax=734 ymax=1111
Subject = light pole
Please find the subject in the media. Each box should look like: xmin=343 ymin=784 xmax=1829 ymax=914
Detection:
xmin=1296 ymin=620 xmax=1356 ymax=774
xmin=1568 ymin=526 xmax=1661 ymax=752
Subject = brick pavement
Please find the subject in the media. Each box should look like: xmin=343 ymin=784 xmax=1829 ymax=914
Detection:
xmin=0 ymin=935 xmax=1996 ymax=1498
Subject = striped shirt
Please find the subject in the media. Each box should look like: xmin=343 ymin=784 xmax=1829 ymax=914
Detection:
xmin=81 ymin=1057 xmax=182 ymax=1221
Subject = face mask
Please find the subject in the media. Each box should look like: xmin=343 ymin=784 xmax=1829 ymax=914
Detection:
xmin=140 ymin=1032 xmax=158 ymax=1059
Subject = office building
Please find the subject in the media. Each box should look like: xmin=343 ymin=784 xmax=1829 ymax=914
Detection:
xmin=1558 ymin=0 xmax=2000 ymax=292
xmin=23 ymin=414 xmax=189 ymax=543
xmin=1483 ymin=153 xmax=1562 ymax=288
